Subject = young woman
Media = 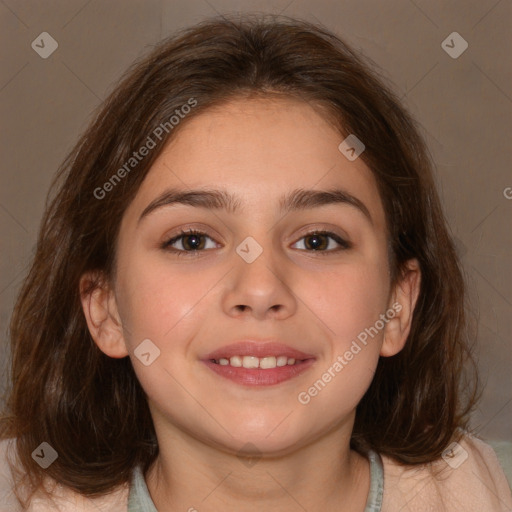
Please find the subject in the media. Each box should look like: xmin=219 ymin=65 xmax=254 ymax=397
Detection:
xmin=1 ymin=13 xmax=511 ymax=512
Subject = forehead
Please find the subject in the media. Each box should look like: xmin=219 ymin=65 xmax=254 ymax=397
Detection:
xmin=125 ymin=96 xmax=386 ymax=230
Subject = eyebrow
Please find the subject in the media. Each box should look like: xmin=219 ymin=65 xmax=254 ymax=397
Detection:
xmin=137 ymin=187 xmax=373 ymax=225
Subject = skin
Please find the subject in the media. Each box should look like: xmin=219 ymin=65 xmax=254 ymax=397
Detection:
xmin=81 ymin=96 xmax=420 ymax=512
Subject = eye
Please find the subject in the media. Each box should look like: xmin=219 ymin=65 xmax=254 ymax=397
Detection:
xmin=291 ymin=230 xmax=351 ymax=254
xmin=161 ymin=229 xmax=218 ymax=255
xmin=161 ymin=228 xmax=351 ymax=257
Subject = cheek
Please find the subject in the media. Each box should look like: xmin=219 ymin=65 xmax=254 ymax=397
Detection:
xmin=114 ymin=254 xmax=210 ymax=404
xmin=296 ymin=254 xmax=390 ymax=411
xmin=296 ymin=263 xmax=388 ymax=414
xmin=115 ymin=252 xmax=212 ymax=348
xmin=304 ymin=260 xmax=390 ymax=345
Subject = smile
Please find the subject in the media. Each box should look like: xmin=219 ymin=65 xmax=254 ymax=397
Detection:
xmin=211 ymin=355 xmax=303 ymax=368
xmin=203 ymin=357 xmax=316 ymax=386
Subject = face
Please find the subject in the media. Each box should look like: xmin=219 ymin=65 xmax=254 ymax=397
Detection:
xmin=84 ymin=96 xmax=418 ymax=456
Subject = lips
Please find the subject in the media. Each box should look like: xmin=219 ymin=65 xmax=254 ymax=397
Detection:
xmin=202 ymin=340 xmax=315 ymax=361
xmin=201 ymin=339 xmax=316 ymax=386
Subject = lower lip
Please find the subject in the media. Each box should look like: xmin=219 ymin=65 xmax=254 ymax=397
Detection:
xmin=202 ymin=359 xmax=316 ymax=386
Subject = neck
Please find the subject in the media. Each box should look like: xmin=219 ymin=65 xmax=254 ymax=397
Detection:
xmin=145 ymin=424 xmax=370 ymax=512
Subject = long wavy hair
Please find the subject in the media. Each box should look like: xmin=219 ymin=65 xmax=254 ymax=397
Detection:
xmin=0 ymin=13 xmax=479 ymax=505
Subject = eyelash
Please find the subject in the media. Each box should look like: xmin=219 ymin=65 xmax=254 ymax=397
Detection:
xmin=161 ymin=228 xmax=352 ymax=257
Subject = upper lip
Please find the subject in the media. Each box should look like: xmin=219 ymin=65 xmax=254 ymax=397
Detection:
xmin=203 ymin=340 xmax=316 ymax=361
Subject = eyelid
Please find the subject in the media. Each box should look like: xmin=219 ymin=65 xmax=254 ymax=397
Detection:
xmin=290 ymin=222 xmax=352 ymax=246
xmin=162 ymin=224 xmax=222 ymax=245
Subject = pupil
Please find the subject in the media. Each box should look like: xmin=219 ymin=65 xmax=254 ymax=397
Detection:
xmin=307 ymin=234 xmax=325 ymax=250
xmin=185 ymin=234 xmax=202 ymax=250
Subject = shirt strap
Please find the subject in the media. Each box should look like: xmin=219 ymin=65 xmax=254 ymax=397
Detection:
xmin=364 ymin=449 xmax=384 ymax=512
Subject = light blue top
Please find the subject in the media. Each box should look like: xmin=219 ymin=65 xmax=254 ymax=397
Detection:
xmin=127 ymin=449 xmax=384 ymax=511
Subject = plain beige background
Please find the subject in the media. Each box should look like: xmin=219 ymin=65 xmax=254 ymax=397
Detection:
xmin=0 ymin=0 xmax=510 ymax=441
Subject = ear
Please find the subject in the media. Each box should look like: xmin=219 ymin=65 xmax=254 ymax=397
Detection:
xmin=79 ymin=271 xmax=129 ymax=358
xmin=380 ymin=259 xmax=421 ymax=357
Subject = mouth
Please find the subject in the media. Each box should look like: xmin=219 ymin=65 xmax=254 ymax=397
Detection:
xmin=202 ymin=358 xmax=315 ymax=386
xmin=209 ymin=355 xmax=309 ymax=368
xmin=201 ymin=340 xmax=316 ymax=386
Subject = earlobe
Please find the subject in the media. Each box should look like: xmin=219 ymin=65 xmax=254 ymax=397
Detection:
xmin=380 ymin=259 xmax=421 ymax=357
xmin=79 ymin=272 xmax=129 ymax=358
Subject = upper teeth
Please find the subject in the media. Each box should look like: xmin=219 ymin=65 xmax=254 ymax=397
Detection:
xmin=216 ymin=356 xmax=298 ymax=369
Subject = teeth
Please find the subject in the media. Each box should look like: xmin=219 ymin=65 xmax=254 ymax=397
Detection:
xmin=214 ymin=355 xmax=303 ymax=369
xmin=243 ymin=356 xmax=259 ymax=369
xmin=259 ymin=356 xmax=277 ymax=369
xmin=230 ymin=356 xmax=242 ymax=367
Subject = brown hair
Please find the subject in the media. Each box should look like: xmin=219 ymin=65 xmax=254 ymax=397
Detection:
xmin=0 ymin=13 xmax=479 ymax=504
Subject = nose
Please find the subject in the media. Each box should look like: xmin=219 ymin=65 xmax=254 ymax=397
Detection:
xmin=221 ymin=239 xmax=298 ymax=321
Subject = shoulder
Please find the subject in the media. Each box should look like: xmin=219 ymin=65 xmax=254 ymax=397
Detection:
xmin=0 ymin=437 xmax=129 ymax=512
xmin=380 ymin=432 xmax=512 ymax=512
xmin=0 ymin=437 xmax=23 ymax=511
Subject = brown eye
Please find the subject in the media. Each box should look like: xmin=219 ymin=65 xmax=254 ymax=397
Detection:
xmin=162 ymin=230 xmax=217 ymax=253
xmin=292 ymin=231 xmax=351 ymax=254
